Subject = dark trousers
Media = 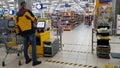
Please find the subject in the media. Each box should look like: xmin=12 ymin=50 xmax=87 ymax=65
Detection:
xmin=23 ymin=34 xmax=37 ymax=62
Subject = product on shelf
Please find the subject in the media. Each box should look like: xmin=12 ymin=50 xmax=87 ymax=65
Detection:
xmin=50 ymin=10 xmax=83 ymax=31
xmin=96 ymin=4 xmax=112 ymax=28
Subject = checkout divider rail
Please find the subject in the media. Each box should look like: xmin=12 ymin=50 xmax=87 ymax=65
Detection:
xmin=56 ymin=27 xmax=64 ymax=50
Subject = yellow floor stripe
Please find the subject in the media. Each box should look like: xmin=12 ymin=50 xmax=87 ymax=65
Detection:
xmin=60 ymin=62 xmax=64 ymax=64
xmin=88 ymin=66 xmax=92 ymax=67
xmin=56 ymin=61 xmax=60 ymax=63
xmin=64 ymin=62 xmax=68 ymax=64
xmin=69 ymin=63 xmax=73 ymax=65
xmin=73 ymin=63 xmax=78 ymax=66
xmin=46 ymin=60 xmax=97 ymax=68
xmin=78 ymin=64 xmax=82 ymax=66
xmin=52 ymin=60 xmax=56 ymax=63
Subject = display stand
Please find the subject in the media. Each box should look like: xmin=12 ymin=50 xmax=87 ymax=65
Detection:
xmin=95 ymin=2 xmax=112 ymax=59
xmin=97 ymin=26 xmax=111 ymax=59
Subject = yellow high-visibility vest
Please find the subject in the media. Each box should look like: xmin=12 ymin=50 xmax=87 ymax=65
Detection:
xmin=14 ymin=11 xmax=35 ymax=34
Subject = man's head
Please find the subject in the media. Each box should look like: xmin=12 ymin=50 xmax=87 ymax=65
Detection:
xmin=21 ymin=1 xmax=27 ymax=8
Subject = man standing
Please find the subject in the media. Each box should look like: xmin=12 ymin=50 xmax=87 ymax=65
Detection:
xmin=16 ymin=1 xmax=41 ymax=66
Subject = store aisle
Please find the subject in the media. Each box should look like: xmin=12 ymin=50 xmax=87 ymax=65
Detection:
xmin=62 ymin=23 xmax=92 ymax=46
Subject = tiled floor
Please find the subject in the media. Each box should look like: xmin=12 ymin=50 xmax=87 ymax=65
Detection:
xmin=0 ymin=23 xmax=120 ymax=68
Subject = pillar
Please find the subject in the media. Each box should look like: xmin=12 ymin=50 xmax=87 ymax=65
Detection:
xmin=112 ymin=0 xmax=116 ymax=35
xmin=113 ymin=0 xmax=120 ymax=35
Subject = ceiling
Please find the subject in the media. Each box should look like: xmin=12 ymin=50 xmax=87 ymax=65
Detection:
xmin=0 ymin=0 xmax=76 ymax=9
xmin=0 ymin=0 xmax=91 ymax=14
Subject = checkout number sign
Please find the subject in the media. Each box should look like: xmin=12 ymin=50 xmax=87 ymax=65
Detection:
xmin=36 ymin=4 xmax=43 ymax=10
xmin=116 ymin=15 xmax=120 ymax=34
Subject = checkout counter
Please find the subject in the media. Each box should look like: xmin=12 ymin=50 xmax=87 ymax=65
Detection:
xmin=29 ymin=31 xmax=50 ymax=56
xmin=28 ymin=22 xmax=59 ymax=57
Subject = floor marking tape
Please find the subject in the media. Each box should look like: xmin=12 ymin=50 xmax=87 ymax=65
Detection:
xmin=46 ymin=60 xmax=97 ymax=68
xmin=83 ymin=65 xmax=88 ymax=67
xmin=64 ymin=62 xmax=68 ymax=64
xmin=73 ymin=63 xmax=78 ymax=66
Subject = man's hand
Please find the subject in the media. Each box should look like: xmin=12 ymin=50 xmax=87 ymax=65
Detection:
xmin=34 ymin=17 xmax=37 ymax=24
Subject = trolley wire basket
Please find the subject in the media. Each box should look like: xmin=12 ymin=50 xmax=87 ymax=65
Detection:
xmin=0 ymin=33 xmax=24 ymax=66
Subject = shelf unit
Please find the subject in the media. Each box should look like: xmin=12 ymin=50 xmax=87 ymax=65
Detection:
xmin=96 ymin=26 xmax=111 ymax=59
xmin=62 ymin=13 xmax=72 ymax=31
xmin=50 ymin=13 xmax=60 ymax=28
xmin=61 ymin=11 xmax=83 ymax=31
xmin=50 ymin=11 xmax=83 ymax=31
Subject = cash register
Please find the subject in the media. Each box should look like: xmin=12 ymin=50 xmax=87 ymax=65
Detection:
xmin=37 ymin=22 xmax=45 ymax=33
xmin=36 ymin=21 xmax=59 ymax=57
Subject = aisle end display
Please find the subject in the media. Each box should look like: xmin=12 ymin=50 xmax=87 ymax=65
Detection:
xmin=95 ymin=0 xmax=112 ymax=59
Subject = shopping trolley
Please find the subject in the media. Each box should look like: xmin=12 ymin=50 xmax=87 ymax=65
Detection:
xmin=0 ymin=33 xmax=24 ymax=66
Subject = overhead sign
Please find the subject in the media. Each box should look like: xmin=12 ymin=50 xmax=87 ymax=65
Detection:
xmin=99 ymin=0 xmax=112 ymax=3
xmin=36 ymin=4 xmax=43 ymax=10
xmin=60 ymin=5 xmax=64 ymax=8
xmin=60 ymin=4 xmax=71 ymax=8
xmin=8 ymin=10 xmax=16 ymax=15
xmin=65 ymin=4 xmax=71 ymax=7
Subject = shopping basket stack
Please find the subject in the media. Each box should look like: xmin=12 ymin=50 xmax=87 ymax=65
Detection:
xmin=0 ymin=33 xmax=23 ymax=66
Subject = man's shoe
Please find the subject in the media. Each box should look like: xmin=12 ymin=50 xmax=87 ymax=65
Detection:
xmin=32 ymin=61 xmax=41 ymax=66
xmin=26 ymin=59 xmax=32 ymax=64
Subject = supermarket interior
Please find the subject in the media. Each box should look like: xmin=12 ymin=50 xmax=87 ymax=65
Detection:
xmin=0 ymin=0 xmax=120 ymax=68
